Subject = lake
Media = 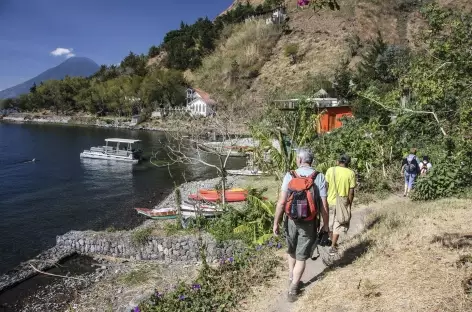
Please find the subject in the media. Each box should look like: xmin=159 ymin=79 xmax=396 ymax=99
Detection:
xmin=0 ymin=122 xmax=244 ymax=274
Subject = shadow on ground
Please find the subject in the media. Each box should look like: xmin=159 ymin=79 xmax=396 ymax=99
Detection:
xmin=432 ymin=233 xmax=472 ymax=248
xmin=299 ymin=237 xmax=374 ymax=293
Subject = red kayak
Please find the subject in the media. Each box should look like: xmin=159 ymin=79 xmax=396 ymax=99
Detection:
xmin=188 ymin=192 xmax=247 ymax=202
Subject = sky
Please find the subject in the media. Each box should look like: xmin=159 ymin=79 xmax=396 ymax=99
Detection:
xmin=0 ymin=0 xmax=234 ymax=91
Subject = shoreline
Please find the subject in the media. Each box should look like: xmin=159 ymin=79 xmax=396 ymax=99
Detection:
xmin=0 ymin=113 xmax=250 ymax=135
xmin=0 ymin=175 xmax=244 ymax=311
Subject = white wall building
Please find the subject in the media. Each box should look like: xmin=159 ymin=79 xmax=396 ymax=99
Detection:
xmin=186 ymin=88 xmax=216 ymax=117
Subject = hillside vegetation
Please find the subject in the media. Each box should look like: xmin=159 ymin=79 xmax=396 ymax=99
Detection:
xmin=213 ymin=0 xmax=472 ymax=109
xmin=188 ymin=20 xmax=282 ymax=117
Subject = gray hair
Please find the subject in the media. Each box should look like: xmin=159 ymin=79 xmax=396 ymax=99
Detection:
xmin=296 ymin=147 xmax=314 ymax=165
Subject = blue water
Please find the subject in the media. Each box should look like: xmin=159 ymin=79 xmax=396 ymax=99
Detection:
xmin=0 ymin=122 xmax=244 ymax=274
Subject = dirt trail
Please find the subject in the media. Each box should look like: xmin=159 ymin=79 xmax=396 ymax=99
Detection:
xmin=240 ymin=199 xmax=390 ymax=312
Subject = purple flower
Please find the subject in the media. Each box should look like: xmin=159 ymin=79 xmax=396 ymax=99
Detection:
xmin=268 ymin=241 xmax=273 ymax=247
xmin=133 ymin=307 xmax=141 ymax=312
xmin=192 ymin=283 xmax=201 ymax=290
xmin=155 ymin=291 xmax=163 ymax=298
xmin=228 ymin=257 xmax=234 ymax=263
xmin=179 ymin=294 xmax=186 ymax=301
xmin=256 ymin=245 xmax=262 ymax=251
xmin=277 ymin=242 xmax=282 ymax=249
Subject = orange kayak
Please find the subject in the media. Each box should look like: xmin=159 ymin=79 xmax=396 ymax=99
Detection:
xmin=189 ymin=192 xmax=247 ymax=202
xmin=198 ymin=188 xmax=247 ymax=195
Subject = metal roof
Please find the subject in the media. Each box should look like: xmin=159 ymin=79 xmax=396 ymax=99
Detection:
xmin=105 ymin=138 xmax=141 ymax=144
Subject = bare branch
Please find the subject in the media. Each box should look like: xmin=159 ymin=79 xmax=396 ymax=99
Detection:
xmin=359 ymin=94 xmax=448 ymax=136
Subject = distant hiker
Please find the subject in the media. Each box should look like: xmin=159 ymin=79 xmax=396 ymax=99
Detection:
xmin=273 ymin=147 xmax=329 ymax=302
xmin=419 ymin=156 xmax=432 ymax=176
xmin=401 ymin=148 xmax=420 ymax=197
xmin=325 ymin=154 xmax=356 ymax=256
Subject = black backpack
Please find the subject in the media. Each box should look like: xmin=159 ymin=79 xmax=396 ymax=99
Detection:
xmin=406 ymin=155 xmax=418 ymax=174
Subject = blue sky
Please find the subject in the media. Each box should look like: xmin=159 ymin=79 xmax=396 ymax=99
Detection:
xmin=0 ymin=0 xmax=233 ymax=90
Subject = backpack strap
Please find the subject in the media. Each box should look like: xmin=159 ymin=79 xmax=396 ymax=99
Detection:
xmin=308 ymin=171 xmax=319 ymax=180
xmin=290 ymin=170 xmax=299 ymax=178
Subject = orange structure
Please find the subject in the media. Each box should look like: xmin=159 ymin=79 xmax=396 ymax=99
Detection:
xmin=316 ymin=105 xmax=353 ymax=133
xmin=273 ymin=92 xmax=353 ymax=134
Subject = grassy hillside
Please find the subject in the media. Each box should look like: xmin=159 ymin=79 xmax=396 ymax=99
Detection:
xmin=188 ymin=0 xmax=472 ymax=115
xmin=187 ymin=20 xmax=282 ymax=117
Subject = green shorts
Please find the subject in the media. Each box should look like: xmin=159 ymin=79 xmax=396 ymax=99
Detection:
xmin=284 ymin=218 xmax=317 ymax=261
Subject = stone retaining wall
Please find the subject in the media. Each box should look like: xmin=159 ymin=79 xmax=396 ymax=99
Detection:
xmin=56 ymin=231 xmax=244 ymax=263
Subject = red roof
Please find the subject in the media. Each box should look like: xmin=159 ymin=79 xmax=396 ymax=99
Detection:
xmin=193 ymin=88 xmax=216 ymax=105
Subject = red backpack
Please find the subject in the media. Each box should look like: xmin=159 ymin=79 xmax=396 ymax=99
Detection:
xmin=284 ymin=171 xmax=319 ymax=221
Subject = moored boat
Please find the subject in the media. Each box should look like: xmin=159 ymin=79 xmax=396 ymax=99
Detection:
xmin=188 ymin=190 xmax=247 ymax=202
xmin=80 ymin=138 xmax=143 ymax=164
xmin=226 ymin=169 xmax=267 ymax=176
xmin=135 ymin=207 xmax=177 ymax=219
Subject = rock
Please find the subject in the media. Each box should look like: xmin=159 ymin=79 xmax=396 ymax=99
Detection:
xmin=136 ymin=254 xmax=142 ymax=261
xmin=79 ymin=239 xmax=84 ymax=246
xmin=157 ymin=244 xmax=164 ymax=252
xmin=164 ymin=248 xmax=169 ymax=256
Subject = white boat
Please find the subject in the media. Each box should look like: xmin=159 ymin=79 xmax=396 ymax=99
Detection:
xmin=80 ymin=138 xmax=143 ymax=164
xmin=226 ymin=169 xmax=267 ymax=176
xmin=180 ymin=202 xmax=222 ymax=218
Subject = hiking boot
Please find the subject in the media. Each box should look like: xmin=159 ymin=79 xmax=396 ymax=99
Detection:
xmin=328 ymin=246 xmax=338 ymax=256
xmin=287 ymin=283 xmax=298 ymax=302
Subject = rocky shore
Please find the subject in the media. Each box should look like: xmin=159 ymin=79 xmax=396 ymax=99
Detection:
xmin=0 ymin=175 xmax=246 ymax=312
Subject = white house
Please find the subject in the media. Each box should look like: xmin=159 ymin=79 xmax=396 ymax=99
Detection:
xmin=186 ymin=88 xmax=216 ymax=117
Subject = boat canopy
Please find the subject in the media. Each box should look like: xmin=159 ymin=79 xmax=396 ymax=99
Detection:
xmin=105 ymin=138 xmax=141 ymax=144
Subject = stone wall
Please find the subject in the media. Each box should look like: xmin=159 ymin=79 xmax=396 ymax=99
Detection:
xmin=56 ymin=230 xmax=244 ymax=263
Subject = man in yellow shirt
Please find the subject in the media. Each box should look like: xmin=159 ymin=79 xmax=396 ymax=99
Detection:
xmin=325 ymin=154 xmax=356 ymax=255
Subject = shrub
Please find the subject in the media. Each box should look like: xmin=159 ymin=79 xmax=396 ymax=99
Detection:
xmin=138 ymin=244 xmax=281 ymax=312
xmin=132 ymin=227 xmax=153 ymax=246
xmin=284 ymin=43 xmax=299 ymax=58
xmin=412 ymin=161 xmax=472 ymax=201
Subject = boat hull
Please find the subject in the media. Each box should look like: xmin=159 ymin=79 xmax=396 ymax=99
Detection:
xmin=227 ymin=169 xmax=266 ymax=176
xmin=180 ymin=203 xmax=221 ymax=217
xmin=188 ymin=192 xmax=247 ymax=202
xmin=80 ymin=152 xmax=140 ymax=164
xmin=135 ymin=207 xmax=177 ymax=219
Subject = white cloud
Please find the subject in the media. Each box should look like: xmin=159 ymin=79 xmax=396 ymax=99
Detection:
xmin=50 ymin=48 xmax=75 ymax=58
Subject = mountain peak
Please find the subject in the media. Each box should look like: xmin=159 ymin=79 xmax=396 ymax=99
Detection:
xmin=0 ymin=57 xmax=100 ymax=99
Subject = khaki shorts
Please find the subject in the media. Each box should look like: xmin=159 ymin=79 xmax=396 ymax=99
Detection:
xmin=284 ymin=218 xmax=316 ymax=261
xmin=329 ymin=205 xmax=350 ymax=235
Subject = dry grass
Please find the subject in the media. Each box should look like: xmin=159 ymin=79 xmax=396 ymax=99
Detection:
xmin=189 ymin=20 xmax=282 ymax=116
xmin=240 ymin=175 xmax=281 ymax=201
xmin=295 ymin=198 xmax=472 ymax=312
xmin=70 ymin=261 xmax=198 ymax=312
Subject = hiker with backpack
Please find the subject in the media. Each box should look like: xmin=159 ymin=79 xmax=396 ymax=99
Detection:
xmin=272 ymin=147 xmax=329 ymax=302
xmin=419 ymin=156 xmax=432 ymax=176
xmin=401 ymin=148 xmax=420 ymax=197
xmin=325 ymin=154 xmax=356 ymax=256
